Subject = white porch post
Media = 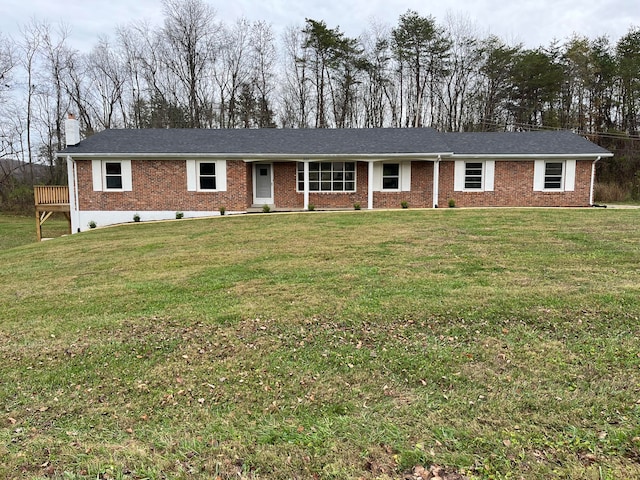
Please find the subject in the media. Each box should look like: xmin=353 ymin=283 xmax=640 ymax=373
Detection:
xmin=433 ymin=156 xmax=441 ymax=208
xmin=367 ymin=161 xmax=374 ymax=210
xmin=303 ymin=160 xmax=310 ymax=210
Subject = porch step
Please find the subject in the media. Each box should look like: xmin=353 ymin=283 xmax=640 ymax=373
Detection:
xmin=250 ymin=204 xmax=275 ymax=209
xmin=247 ymin=205 xmax=281 ymax=213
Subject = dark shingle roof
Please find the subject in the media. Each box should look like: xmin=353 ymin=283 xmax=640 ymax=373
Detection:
xmin=61 ymin=128 xmax=450 ymax=156
xmin=60 ymin=128 xmax=611 ymax=157
xmin=443 ymin=131 xmax=611 ymax=155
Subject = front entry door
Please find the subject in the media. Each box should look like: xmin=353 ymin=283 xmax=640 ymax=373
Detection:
xmin=254 ymin=163 xmax=273 ymax=205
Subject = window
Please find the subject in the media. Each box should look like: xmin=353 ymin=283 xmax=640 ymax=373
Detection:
xmin=199 ymin=162 xmax=217 ymax=190
xmin=92 ymin=160 xmax=132 ymax=192
xmin=104 ymin=162 xmax=123 ymax=189
xmin=533 ymin=160 xmax=575 ymax=192
xmin=186 ymin=160 xmax=227 ymax=192
xmin=544 ymin=162 xmax=563 ymax=189
xmin=297 ymin=162 xmax=356 ymax=192
xmin=464 ymin=162 xmax=483 ymax=189
xmin=382 ymin=164 xmax=400 ymax=190
xmin=453 ymin=160 xmax=495 ymax=192
xmin=373 ymin=162 xmax=411 ymax=192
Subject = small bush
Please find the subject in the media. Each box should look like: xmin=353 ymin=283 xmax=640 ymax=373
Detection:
xmin=448 ymin=198 xmax=456 ymax=208
xmin=353 ymin=203 xmax=361 ymax=210
xmin=175 ymin=211 xmax=184 ymax=219
xmin=308 ymin=203 xmax=315 ymax=211
xmin=219 ymin=206 xmax=226 ymax=215
xmin=262 ymin=204 xmax=271 ymax=213
xmin=133 ymin=213 xmax=141 ymax=222
xmin=88 ymin=221 xmax=97 ymax=229
xmin=401 ymin=201 xmax=409 ymax=209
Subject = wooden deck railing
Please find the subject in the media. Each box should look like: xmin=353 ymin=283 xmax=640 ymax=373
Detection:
xmin=34 ymin=185 xmax=69 ymax=206
xmin=34 ymin=185 xmax=71 ymax=241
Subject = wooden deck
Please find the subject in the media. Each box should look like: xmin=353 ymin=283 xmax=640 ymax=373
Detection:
xmin=34 ymin=185 xmax=71 ymax=241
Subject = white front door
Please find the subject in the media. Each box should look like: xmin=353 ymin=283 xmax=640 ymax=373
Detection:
xmin=253 ymin=163 xmax=273 ymax=205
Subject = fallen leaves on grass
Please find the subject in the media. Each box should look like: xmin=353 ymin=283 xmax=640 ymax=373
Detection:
xmin=407 ymin=464 xmax=469 ymax=480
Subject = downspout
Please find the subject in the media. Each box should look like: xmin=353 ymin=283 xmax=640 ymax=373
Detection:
xmin=589 ymin=156 xmax=601 ymax=206
xmin=433 ymin=156 xmax=441 ymax=208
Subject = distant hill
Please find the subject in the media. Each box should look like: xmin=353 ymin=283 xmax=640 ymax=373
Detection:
xmin=0 ymin=158 xmax=51 ymax=183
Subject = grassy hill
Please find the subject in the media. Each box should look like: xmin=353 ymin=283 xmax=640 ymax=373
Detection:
xmin=0 ymin=213 xmax=70 ymax=248
xmin=1 ymin=209 xmax=639 ymax=479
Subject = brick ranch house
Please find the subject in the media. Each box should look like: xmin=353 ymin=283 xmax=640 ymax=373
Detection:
xmin=57 ymin=118 xmax=612 ymax=232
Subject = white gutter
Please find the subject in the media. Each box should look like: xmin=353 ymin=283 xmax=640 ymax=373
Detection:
xmin=450 ymin=153 xmax=614 ymax=160
xmin=433 ymin=155 xmax=441 ymax=208
xmin=590 ymin=156 xmax=602 ymax=206
xmin=55 ymin=152 xmax=455 ymax=161
xmin=56 ymin=152 xmax=613 ymax=161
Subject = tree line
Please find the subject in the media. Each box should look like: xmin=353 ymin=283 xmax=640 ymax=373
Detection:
xmin=1 ymin=0 xmax=640 ymax=210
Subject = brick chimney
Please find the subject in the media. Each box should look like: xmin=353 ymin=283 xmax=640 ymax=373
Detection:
xmin=65 ymin=113 xmax=80 ymax=146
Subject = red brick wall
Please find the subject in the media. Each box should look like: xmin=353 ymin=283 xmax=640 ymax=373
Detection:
xmin=373 ymin=161 xmax=434 ymax=208
xmin=438 ymin=160 xmax=593 ymax=207
xmin=77 ymin=158 xmax=594 ymax=212
xmin=76 ymin=159 xmax=249 ymax=212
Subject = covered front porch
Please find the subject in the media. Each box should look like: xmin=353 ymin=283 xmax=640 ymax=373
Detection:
xmin=245 ymin=157 xmax=442 ymax=211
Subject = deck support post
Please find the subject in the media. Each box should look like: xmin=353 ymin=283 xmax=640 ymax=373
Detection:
xmin=34 ymin=185 xmax=71 ymax=241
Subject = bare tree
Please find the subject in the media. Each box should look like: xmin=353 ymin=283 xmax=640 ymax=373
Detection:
xmin=118 ymin=21 xmax=188 ymax=128
xmin=360 ymin=22 xmax=393 ymax=127
xmin=440 ymin=14 xmax=483 ymax=131
xmin=0 ymin=33 xmax=15 ymax=106
xmin=117 ymin=23 xmax=149 ymax=128
xmin=250 ymin=21 xmax=277 ymax=127
xmin=86 ymin=38 xmax=127 ymax=129
xmin=161 ymin=0 xmax=218 ymax=128
xmin=280 ymin=25 xmax=312 ymax=128
xmin=18 ymin=19 xmax=44 ymax=182
xmin=215 ymin=19 xmax=252 ymax=128
xmin=36 ymin=22 xmax=74 ymax=183
xmin=0 ymin=33 xmax=17 ymax=167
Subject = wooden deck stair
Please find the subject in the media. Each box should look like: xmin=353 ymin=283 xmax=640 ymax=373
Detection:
xmin=34 ymin=185 xmax=71 ymax=241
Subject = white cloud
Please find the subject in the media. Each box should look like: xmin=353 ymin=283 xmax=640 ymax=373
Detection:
xmin=1 ymin=0 xmax=638 ymax=50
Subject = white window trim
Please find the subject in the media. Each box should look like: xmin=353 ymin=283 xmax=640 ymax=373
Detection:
xmin=533 ymin=159 xmax=575 ymax=192
xmin=296 ymin=161 xmax=357 ymax=193
xmin=373 ymin=161 xmax=412 ymax=192
xmin=92 ymin=159 xmax=132 ymax=192
xmin=186 ymin=160 xmax=227 ymax=192
xmin=454 ymin=160 xmax=495 ymax=192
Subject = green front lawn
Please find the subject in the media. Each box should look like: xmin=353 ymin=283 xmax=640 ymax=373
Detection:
xmin=1 ymin=209 xmax=639 ymax=479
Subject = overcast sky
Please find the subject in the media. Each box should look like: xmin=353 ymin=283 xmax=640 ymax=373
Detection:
xmin=2 ymin=0 xmax=639 ymax=51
